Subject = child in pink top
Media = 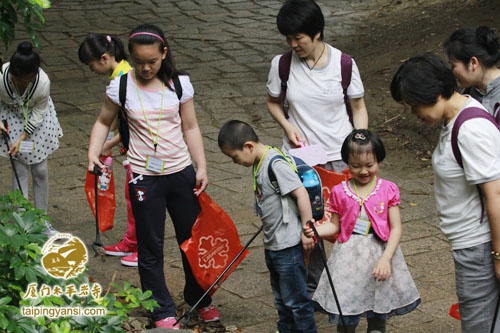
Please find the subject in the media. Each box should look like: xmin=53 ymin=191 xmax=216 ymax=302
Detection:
xmin=78 ymin=34 xmax=138 ymax=267
xmin=87 ymin=24 xmax=219 ymax=329
xmin=304 ymin=129 xmax=420 ymax=333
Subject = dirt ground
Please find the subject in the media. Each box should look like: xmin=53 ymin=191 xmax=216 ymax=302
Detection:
xmin=347 ymin=0 xmax=498 ymax=173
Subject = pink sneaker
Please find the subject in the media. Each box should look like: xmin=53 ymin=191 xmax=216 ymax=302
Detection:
xmin=155 ymin=316 xmax=180 ymax=329
xmin=103 ymin=240 xmax=137 ymax=256
xmin=197 ymin=304 xmax=220 ymax=322
xmin=120 ymin=252 xmax=138 ymax=267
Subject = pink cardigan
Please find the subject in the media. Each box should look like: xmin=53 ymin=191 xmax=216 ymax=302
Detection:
xmin=330 ymin=178 xmax=400 ymax=242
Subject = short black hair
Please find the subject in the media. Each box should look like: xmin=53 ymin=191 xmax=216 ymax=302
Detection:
xmin=218 ymin=120 xmax=260 ymax=150
xmin=390 ymin=52 xmax=457 ymax=106
xmin=341 ymin=129 xmax=386 ymax=164
xmin=277 ymin=0 xmax=324 ymax=41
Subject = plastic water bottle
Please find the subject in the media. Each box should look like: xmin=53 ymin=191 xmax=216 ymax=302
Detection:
xmin=99 ymin=156 xmax=113 ymax=191
xmin=122 ymin=159 xmax=133 ymax=183
xmin=301 ymin=169 xmax=324 ymax=221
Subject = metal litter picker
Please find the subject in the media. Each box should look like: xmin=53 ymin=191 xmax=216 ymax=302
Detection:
xmin=91 ymin=165 xmax=106 ymax=261
xmin=1 ymin=120 xmax=22 ymax=193
xmin=307 ymin=220 xmax=346 ymax=327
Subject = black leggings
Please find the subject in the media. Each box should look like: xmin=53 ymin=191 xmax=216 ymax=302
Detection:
xmin=129 ymin=165 xmax=211 ymax=321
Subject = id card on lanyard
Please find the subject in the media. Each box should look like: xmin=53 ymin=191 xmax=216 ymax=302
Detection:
xmin=352 ymin=177 xmax=377 ymax=236
xmin=146 ymin=155 xmax=165 ymax=173
xmin=18 ymin=140 xmax=35 ymax=153
xmin=353 ymin=217 xmax=371 ymax=235
xmin=18 ymin=88 xmax=34 ymax=153
xmin=136 ymin=71 xmax=166 ymax=173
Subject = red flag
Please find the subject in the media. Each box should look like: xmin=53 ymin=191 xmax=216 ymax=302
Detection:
xmin=181 ymin=192 xmax=248 ymax=295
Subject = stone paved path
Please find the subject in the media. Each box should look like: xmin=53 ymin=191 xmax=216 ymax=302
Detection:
xmin=1 ymin=0 xmax=485 ymax=331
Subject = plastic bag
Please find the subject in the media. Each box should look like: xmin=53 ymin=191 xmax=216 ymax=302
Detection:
xmin=449 ymin=302 xmax=460 ymax=320
xmin=181 ymin=192 xmax=248 ymax=295
xmin=84 ymin=156 xmax=116 ymax=233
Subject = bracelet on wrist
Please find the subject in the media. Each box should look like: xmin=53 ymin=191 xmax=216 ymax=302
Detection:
xmin=491 ymin=251 xmax=500 ymax=260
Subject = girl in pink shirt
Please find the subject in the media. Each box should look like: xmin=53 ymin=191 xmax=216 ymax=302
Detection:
xmin=87 ymin=24 xmax=219 ymax=330
xmin=304 ymin=129 xmax=420 ymax=333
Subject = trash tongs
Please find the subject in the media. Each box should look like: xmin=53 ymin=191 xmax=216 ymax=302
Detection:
xmin=91 ymin=165 xmax=106 ymax=261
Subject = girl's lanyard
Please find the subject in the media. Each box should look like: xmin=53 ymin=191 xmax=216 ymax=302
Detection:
xmin=352 ymin=176 xmax=377 ymax=235
xmin=14 ymin=83 xmax=35 ymax=153
xmin=252 ymin=145 xmax=271 ymax=216
xmin=135 ymin=72 xmax=165 ymax=172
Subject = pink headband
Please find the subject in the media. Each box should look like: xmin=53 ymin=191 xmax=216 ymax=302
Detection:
xmin=129 ymin=32 xmax=164 ymax=44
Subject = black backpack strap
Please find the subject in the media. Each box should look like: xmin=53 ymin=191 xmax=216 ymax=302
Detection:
xmin=268 ymin=155 xmax=282 ymax=190
xmin=267 ymin=152 xmax=298 ymax=223
xmin=341 ymin=53 xmax=353 ymax=126
xmin=267 ymin=149 xmax=297 ymax=189
xmin=278 ymin=50 xmax=293 ymax=119
xmin=119 ymin=73 xmax=127 ymax=108
xmin=172 ymin=73 xmax=183 ymax=101
xmin=117 ymin=73 xmax=129 ymax=150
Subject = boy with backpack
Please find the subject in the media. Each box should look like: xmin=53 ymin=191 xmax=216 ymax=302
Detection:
xmin=218 ymin=120 xmax=317 ymax=333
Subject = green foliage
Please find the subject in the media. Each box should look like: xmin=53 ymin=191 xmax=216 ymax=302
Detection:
xmin=0 ymin=191 xmax=158 ymax=332
xmin=0 ymin=0 xmax=51 ymax=51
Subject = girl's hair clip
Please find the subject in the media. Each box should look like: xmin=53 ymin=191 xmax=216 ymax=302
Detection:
xmin=354 ymin=132 xmax=366 ymax=140
xmin=106 ymin=35 xmax=112 ymax=43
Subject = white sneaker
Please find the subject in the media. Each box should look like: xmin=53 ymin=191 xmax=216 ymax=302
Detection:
xmin=43 ymin=220 xmax=59 ymax=237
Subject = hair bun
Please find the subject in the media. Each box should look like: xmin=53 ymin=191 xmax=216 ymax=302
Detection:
xmin=16 ymin=41 xmax=34 ymax=56
xmin=476 ymin=26 xmax=500 ymax=55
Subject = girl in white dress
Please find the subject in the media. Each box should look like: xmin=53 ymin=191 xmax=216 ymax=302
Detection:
xmin=0 ymin=41 xmax=63 ymax=235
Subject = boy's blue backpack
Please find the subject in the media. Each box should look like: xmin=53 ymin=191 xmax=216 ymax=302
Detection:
xmin=268 ymin=148 xmax=324 ymax=222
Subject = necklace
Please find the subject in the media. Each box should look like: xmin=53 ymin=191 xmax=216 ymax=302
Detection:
xmin=303 ymin=43 xmax=326 ymax=70
xmin=134 ymin=71 xmax=164 ymax=154
xmin=352 ymin=176 xmax=377 ymax=207
xmin=12 ymin=80 xmax=31 ymax=126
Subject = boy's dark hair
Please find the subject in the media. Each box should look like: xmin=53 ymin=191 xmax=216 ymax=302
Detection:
xmin=128 ymin=23 xmax=179 ymax=91
xmin=218 ymin=120 xmax=260 ymax=150
xmin=78 ymin=33 xmax=128 ymax=64
xmin=9 ymin=41 xmax=40 ymax=77
xmin=390 ymin=52 xmax=457 ymax=106
xmin=444 ymin=26 xmax=500 ymax=68
xmin=341 ymin=129 xmax=386 ymax=164
xmin=277 ymin=0 xmax=324 ymax=41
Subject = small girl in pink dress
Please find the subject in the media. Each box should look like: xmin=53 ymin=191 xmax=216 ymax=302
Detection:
xmin=304 ymin=129 xmax=420 ymax=333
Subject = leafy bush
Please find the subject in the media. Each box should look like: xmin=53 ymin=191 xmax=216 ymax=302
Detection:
xmin=0 ymin=0 xmax=51 ymax=50
xmin=0 ymin=190 xmax=157 ymax=332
